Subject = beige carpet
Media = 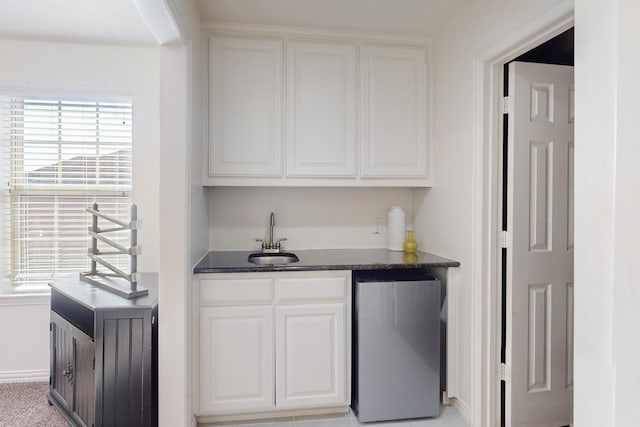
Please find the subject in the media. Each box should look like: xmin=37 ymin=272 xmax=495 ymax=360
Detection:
xmin=0 ymin=382 xmax=69 ymax=427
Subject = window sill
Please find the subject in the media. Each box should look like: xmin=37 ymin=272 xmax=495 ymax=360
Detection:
xmin=0 ymin=289 xmax=51 ymax=306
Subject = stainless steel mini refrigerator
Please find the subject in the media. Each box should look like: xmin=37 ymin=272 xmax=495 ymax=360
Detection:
xmin=352 ymin=270 xmax=441 ymax=422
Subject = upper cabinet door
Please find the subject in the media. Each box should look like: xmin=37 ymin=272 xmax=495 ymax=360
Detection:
xmin=360 ymin=46 xmax=428 ymax=178
xmin=209 ymin=37 xmax=283 ymax=177
xmin=286 ymin=42 xmax=357 ymax=177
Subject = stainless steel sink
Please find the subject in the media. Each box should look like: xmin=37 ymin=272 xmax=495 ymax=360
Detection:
xmin=248 ymin=252 xmax=299 ymax=265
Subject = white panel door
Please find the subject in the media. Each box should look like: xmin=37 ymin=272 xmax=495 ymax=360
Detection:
xmin=506 ymin=61 xmax=574 ymax=427
xmin=286 ymin=41 xmax=357 ymax=177
xmin=209 ymin=37 xmax=282 ymax=177
xmin=275 ymin=303 xmax=347 ymax=409
xmin=199 ymin=306 xmax=274 ymax=414
xmin=360 ymin=46 xmax=428 ymax=178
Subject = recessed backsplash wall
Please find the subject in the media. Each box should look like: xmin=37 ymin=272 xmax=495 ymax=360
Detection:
xmin=207 ymin=187 xmax=413 ymax=250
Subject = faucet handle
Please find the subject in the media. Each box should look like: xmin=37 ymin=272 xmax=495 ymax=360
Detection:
xmin=255 ymin=238 xmax=266 ymax=249
xmin=275 ymin=238 xmax=287 ymax=249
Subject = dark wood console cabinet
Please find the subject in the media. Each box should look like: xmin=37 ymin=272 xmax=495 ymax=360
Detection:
xmin=48 ymin=274 xmax=158 ymax=427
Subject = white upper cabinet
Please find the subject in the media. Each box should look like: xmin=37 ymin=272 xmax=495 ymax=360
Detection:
xmin=286 ymin=41 xmax=357 ymax=177
xmin=205 ymin=31 xmax=431 ymax=187
xmin=209 ymin=37 xmax=283 ymax=177
xmin=360 ymin=46 xmax=428 ymax=177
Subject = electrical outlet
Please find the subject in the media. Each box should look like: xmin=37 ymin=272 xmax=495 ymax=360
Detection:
xmin=372 ymin=218 xmax=383 ymax=234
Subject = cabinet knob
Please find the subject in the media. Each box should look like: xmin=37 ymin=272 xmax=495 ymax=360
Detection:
xmin=62 ymin=362 xmax=73 ymax=382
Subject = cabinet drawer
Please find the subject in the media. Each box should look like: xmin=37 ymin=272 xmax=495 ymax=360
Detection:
xmin=200 ymin=278 xmax=274 ymax=305
xmin=276 ymin=276 xmax=347 ymax=303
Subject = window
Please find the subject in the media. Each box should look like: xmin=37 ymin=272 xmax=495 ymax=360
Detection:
xmin=1 ymin=96 xmax=132 ymax=291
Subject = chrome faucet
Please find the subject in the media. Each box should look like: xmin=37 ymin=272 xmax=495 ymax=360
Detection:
xmin=256 ymin=212 xmax=287 ymax=253
xmin=269 ymin=212 xmax=275 ymax=248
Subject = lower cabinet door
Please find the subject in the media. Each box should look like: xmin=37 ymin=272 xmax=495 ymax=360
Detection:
xmin=51 ymin=314 xmax=74 ymax=413
xmin=72 ymin=329 xmax=95 ymax=427
xmin=275 ymin=303 xmax=347 ymax=409
xmin=200 ymin=306 xmax=275 ymax=414
xmin=51 ymin=312 xmax=96 ymax=427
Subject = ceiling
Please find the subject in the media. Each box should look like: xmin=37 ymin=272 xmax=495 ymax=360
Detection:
xmin=0 ymin=0 xmax=471 ymax=46
xmin=196 ymin=0 xmax=471 ymax=38
xmin=0 ymin=0 xmax=157 ymax=45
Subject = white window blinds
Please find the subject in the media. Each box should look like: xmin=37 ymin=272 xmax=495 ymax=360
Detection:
xmin=1 ymin=96 xmax=133 ymax=290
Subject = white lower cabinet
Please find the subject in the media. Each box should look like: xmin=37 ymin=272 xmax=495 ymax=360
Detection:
xmin=275 ymin=303 xmax=346 ymax=409
xmin=199 ymin=305 xmax=274 ymax=414
xmin=195 ymin=271 xmax=351 ymax=422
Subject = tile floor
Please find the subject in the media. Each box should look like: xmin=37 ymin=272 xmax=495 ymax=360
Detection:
xmin=212 ymin=405 xmax=469 ymax=427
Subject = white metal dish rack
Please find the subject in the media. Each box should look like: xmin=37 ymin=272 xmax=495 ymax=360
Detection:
xmin=80 ymin=202 xmax=148 ymax=298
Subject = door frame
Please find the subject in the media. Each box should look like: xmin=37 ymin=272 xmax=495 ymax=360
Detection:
xmin=470 ymin=2 xmax=574 ymax=426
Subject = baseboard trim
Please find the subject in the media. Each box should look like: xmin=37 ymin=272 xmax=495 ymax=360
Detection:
xmin=0 ymin=369 xmax=49 ymax=383
xmin=197 ymin=405 xmax=349 ymax=425
xmin=453 ymin=397 xmax=472 ymax=425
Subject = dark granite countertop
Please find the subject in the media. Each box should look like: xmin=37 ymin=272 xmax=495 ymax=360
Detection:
xmin=193 ymin=249 xmax=460 ymax=273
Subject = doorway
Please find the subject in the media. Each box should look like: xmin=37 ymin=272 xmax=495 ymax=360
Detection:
xmin=499 ymin=29 xmax=574 ymax=427
xmin=470 ymin=10 xmax=574 ymax=426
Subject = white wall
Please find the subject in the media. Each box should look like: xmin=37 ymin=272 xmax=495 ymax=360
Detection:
xmin=158 ymin=40 xmax=191 ymax=427
xmin=413 ymin=0 xmax=568 ymax=421
xmin=574 ymin=0 xmax=640 ymax=425
xmin=0 ymin=38 xmax=161 ymax=273
xmin=208 ymin=187 xmax=413 ymax=250
xmin=155 ymin=0 xmax=206 ymax=426
xmin=0 ymin=296 xmax=50 ymax=381
xmin=0 ymin=38 xmax=160 ymax=380
xmin=185 ymin=4 xmax=209 ymax=268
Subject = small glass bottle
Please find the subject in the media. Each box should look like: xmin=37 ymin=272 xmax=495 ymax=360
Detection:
xmin=403 ymin=228 xmax=418 ymax=253
xmin=402 ymin=252 xmax=418 ymax=264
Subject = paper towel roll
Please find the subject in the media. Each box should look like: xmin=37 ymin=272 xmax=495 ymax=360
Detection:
xmin=387 ymin=206 xmax=405 ymax=251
